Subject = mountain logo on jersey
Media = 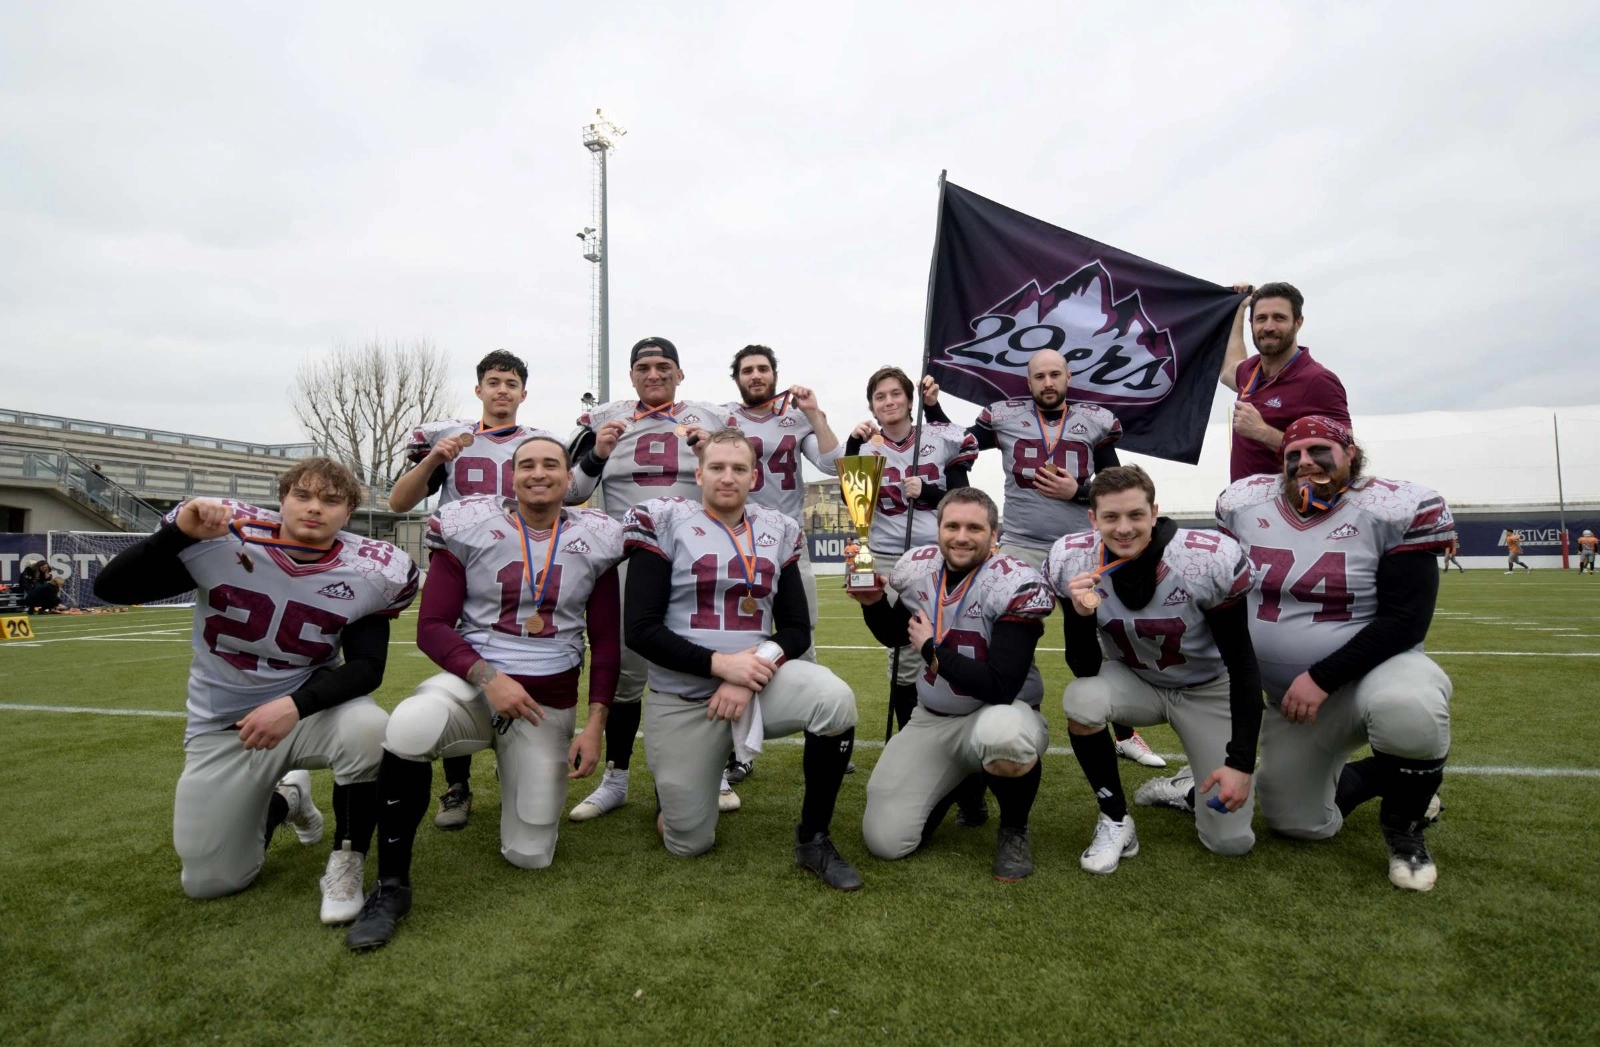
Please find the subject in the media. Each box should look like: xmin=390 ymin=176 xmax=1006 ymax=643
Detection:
xmin=1163 ymin=587 xmax=1192 ymax=606
xmin=317 ymin=581 xmax=357 ymax=601
xmin=563 ymin=537 xmax=592 ymax=554
xmin=921 ymin=444 xmax=936 ymax=456
xmin=1069 ymin=422 xmax=1090 ymax=435
xmin=778 ymin=415 xmax=798 ymax=428
xmin=1328 ymin=523 xmax=1361 ymax=540
xmin=756 ymin=532 xmax=778 ymax=547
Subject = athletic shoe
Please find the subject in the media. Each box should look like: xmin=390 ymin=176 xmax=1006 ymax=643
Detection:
xmin=569 ymin=762 xmax=628 ymax=821
xmin=993 ymin=826 xmax=1035 ymax=882
xmin=1134 ymin=765 xmax=1195 ymax=813
xmin=319 ymin=842 xmax=365 ymax=925
xmin=844 ymin=761 xmax=856 ymax=775
xmin=725 ymin=756 xmax=754 ymax=784
xmin=1504 ymin=570 xmax=1514 ymax=574
xmin=795 ymin=830 xmax=863 ymax=892
xmin=1114 ymin=732 xmax=1166 ymax=768
xmin=276 ymin=770 xmax=324 ymax=845
xmin=345 ymin=879 xmax=413 ymax=952
xmin=956 ymin=795 xmax=989 ymax=828
xmin=1424 ymin=792 xmax=1444 ymax=826
xmin=433 ymin=783 xmax=471 ymax=831
xmin=1079 ymin=813 xmax=1139 ymax=875
xmin=1382 ymin=821 xmax=1438 ymax=892
xmin=719 ymin=774 xmax=741 ymax=813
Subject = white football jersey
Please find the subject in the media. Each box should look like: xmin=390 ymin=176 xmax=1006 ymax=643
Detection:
xmin=623 ymin=497 xmax=803 ymax=699
xmin=167 ymin=501 xmax=418 ymax=741
xmin=725 ymin=400 xmax=839 ymax=526
xmin=887 ymin=546 xmax=1055 ymax=716
xmin=577 ymin=400 xmax=733 ymax=519
xmin=1216 ymin=474 xmax=1456 ymax=697
xmin=424 ymin=497 xmax=625 ymax=678
xmin=1045 ymin=528 xmax=1252 ymax=688
xmin=979 ymin=398 xmax=1122 ymax=549
xmin=859 ymin=422 xmax=978 ymax=556
xmin=405 ymin=419 xmax=587 ymax=505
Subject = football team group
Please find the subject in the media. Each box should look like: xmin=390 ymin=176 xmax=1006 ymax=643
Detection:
xmin=93 ymin=282 xmax=1457 ymax=952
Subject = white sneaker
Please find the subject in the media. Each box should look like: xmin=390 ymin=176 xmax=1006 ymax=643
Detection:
xmin=719 ymin=773 xmax=741 ymax=813
xmin=1504 ymin=570 xmax=1514 ymax=574
xmin=1114 ymin=732 xmax=1166 ymax=768
xmin=569 ymin=763 xmax=629 ymax=821
xmin=1134 ymin=766 xmax=1195 ymax=812
xmin=276 ymin=770 xmax=324 ymax=845
xmin=319 ymin=842 xmax=365 ymax=925
xmin=1080 ymin=812 xmax=1139 ymax=875
xmin=1382 ymin=822 xmax=1438 ymax=893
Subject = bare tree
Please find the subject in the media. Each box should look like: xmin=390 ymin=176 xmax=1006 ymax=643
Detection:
xmin=291 ymin=339 xmax=456 ymax=490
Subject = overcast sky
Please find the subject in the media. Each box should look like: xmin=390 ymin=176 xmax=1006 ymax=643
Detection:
xmin=4 ymin=1 xmax=1597 ymax=500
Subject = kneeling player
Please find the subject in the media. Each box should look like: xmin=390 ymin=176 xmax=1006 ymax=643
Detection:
xmin=94 ymin=459 xmax=417 ymax=922
xmin=852 ymin=488 xmax=1055 ymax=881
xmin=624 ymin=429 xmax=862 ymax=889
xmin=1217 ymin=416 xmax=1455 ymax=891
xmin=1046 ymin=466 xmax=1262 ymax=875
xmin=346 ymin=436 xmax=622 ymax=950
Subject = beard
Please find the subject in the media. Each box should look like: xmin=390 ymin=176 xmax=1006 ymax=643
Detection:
xmin=1031 ymin=387 xmax=1065 ymax=410
xmin=1281 ymin=469 xmax=1349 ymax=510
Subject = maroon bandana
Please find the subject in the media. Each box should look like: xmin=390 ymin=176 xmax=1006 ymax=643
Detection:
xmin=1281 ymin=415 xmax=1353 ymax=459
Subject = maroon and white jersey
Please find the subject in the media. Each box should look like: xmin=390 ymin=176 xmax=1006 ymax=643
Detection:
xmin=1216 ymin=474 xmax=1456 ymax=697
xmin=405 ymin=419 xmax=596 ymax=505
xmin=425 ymin=497 xmax=624 ymax=678
xmin=979 ymin=399 xmax=1122 ymax=549
xmin=725 ymin=401 xmax=839 ymax=526
xmin=888 ymin=546 xmax=1055 ymax=716
xmin=623 ymin=497 xmax=803 ymax=699
xmin=860 ymin=422 xmax=978 ymax=556
xmin=165 ymin=500 xmax=418 ymax=742
xmin=1045 ymin=528 xmax=1252 ymax=688
xmin=577 ymin=399 xmax=732 ymax=520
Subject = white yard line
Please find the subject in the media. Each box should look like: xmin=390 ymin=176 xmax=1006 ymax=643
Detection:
xmin=4 ymin=704 xmax=1596 ymax=779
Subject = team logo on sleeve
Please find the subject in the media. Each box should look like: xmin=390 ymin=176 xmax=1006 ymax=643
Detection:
xmin=1256 ymin=517 xmax=1272 ymax=530
xmin=317 ymin=581 xmax=357 ymax=601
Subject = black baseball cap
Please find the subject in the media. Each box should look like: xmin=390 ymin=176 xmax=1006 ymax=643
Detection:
xmin=630 ymin=337 xmax=680 ymax=366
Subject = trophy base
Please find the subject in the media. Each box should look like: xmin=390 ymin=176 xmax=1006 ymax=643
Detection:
xmin=845 ymin=569 xmax=882 ymax=593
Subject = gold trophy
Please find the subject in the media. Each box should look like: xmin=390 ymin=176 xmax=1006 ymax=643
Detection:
xmin=837 ymin=455 xmax=886 ymax=592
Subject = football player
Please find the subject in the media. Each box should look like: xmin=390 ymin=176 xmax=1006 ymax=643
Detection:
xmin=1441 ymin=538 xmax=1465 ymax=574
xmin=94 ymin=458 xmax=417 ymax=922
xmin=389 ymin=349 xmax=595 ymax=829
xmin=565 ymin=337 xmax=737 ymax=821
xmin=850 ymin=487 xmax=1055 ymax=882
xmin=623 ymin=428 xmax=861 ymax=888
xmin=1217 ymin=416 xmax=1455 ymax=891
xmin=922 ymin=352 xmax=1163 ymax=769
xmin=345 ymin=436 xmax=622 ymax=950
xmin=1046 ymin=466 xmax=1262 ymax=874
xmin=1578 ymin=530 xmax=1597 ymax=574
xmin=723 ymin=343 xmax=843 ymax=782
xmin=1503 ymin=529 xmax=1531 ymax=573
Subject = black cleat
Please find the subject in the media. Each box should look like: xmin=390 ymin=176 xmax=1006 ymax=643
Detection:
xmin=725 ymin=756 xmax=753 ymax=785
xmin=345 ymin=879 xmax=413 ymax=951
xmin=434 ymin=783 xmax=471 ymax=830
xmin=1382 ymin=821 xmax=1438 ymax=892
xmin=795 ymin=830 xmax=863 ymax=892
xmin=956 ymin=797 xmax=989 ymax=828
xmin=993 ymin=826 xmax=1035 ymax=883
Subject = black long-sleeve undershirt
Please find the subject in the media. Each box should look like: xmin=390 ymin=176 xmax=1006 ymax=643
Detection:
xmin=1307 ymin=549 xmax=1440 ymax=693
xmin=842 ymin=434 xmax=969 ymax=509
xmin=859 ymin=586 xmax=1043 ymax=705
xmin=624 ymin=550 xmax=812 ymax=683
xmin=921 ymin=400 xmax=1118 ymax=505
xmin=94 ymin=524 xmax=393 ymax=719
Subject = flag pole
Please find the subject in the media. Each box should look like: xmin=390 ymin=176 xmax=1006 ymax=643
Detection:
xmin=885 ymin=169 xmax=949 ymax=743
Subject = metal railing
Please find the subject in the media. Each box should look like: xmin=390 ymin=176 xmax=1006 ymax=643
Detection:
xmin=0 ymin=445 xmax=166 ymax=531
xmin=0 ymin=407 xmax=319 ymax=458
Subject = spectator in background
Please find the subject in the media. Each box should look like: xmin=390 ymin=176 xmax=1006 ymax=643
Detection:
xmin=1219 ymin=283 xmax=1352 ymax=482
xmin=1441 ymin=538 xmax=1465 ymax=573
xmin=26 ymin=561 xmax=63 ymax=614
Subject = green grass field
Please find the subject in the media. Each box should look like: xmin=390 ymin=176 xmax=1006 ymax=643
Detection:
xmin=2 ymin=571 xmax=1598 ymax=1046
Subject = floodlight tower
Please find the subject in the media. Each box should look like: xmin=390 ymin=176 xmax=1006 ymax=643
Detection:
xmin=582 ymin=108 xmax=625 ymax=402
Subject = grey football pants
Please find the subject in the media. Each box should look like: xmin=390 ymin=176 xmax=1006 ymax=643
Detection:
xmin=1063 ymin=660 xmax=1255 ymax=857
xmin=644 ymin=661 xmax=857 ymax=858
xmin=173 ymin=697 xmax=387 ymax=899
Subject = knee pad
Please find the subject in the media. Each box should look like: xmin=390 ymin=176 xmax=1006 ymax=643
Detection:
xmin=1062 ymin=676 xmax=1112 ymax=727
xmin=500 ymin=824 xmax=559 ymax=870
xmin=384 ymin=692 xmax=454 ymax=760
xmin=1368 ymin=691 xmax=1451 ymax=761
xmin=810 ymin=678 xmax=859 ymax=736
xmin=973 ymin=704 xmax=1039 ymax=766
xmin=1199 ymin=825 xmax=1256 ymax=857
xmin=414 ymin=672 xmax=480 ymax=704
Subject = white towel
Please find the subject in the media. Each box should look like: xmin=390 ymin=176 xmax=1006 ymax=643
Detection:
xmin=731 ymin=693 xmax=764 ymax=764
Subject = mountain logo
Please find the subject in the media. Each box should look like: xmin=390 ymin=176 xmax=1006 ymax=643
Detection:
xmin=317 ymin=582 xmax=356 ymax=601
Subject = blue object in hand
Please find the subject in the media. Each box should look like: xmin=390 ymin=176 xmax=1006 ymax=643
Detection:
xmin=1206 ymin=795 xmax=1230 ymax=813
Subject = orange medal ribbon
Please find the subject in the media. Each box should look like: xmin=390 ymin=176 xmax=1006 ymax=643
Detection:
xmin=708 ymin=513 xmax=760 ymax=605
xmin=932 ymin=565 xmax=979 ymax=644
xmin=751 ymin=389 xmax=793 ymax=416
xmin=228 ymin=518 xmax=332 ymax=560
xmin=1238 ymin=346 xmax=1302 ymax=402
xmin=513 ymin=511 xmax=564 ymax=635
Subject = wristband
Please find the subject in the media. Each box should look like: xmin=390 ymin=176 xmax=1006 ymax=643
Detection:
xmin=754 ymin=640 xmax=786 ymax=669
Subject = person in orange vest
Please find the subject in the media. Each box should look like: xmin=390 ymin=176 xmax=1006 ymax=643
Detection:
xmin=1578 ymin=530 xmax=1598 ymax=575
xmin=1441 ymin=538 xmax=1464 ymax=574
xmin=1504 ymin=530 xmax=1532 ymax=573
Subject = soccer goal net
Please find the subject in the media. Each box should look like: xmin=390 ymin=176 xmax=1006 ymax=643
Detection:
xmin=46 ymin=531 xmax=195 ymax=609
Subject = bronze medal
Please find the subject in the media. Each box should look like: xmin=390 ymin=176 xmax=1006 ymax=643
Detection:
xmin=525 ymin=613 xmax=544 ymax=635
xmin=1080 ymin=590 xmax=1101 ymax=610
xmin=740 ymin=595 xmax=758 ymax=616
xmin=675 ymin=424 xmax=689 ymax=437
xmin=870 ymin=434 xmax=885 ymax=446
xmin=459 ymin=433 xmax=476 ymax=447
